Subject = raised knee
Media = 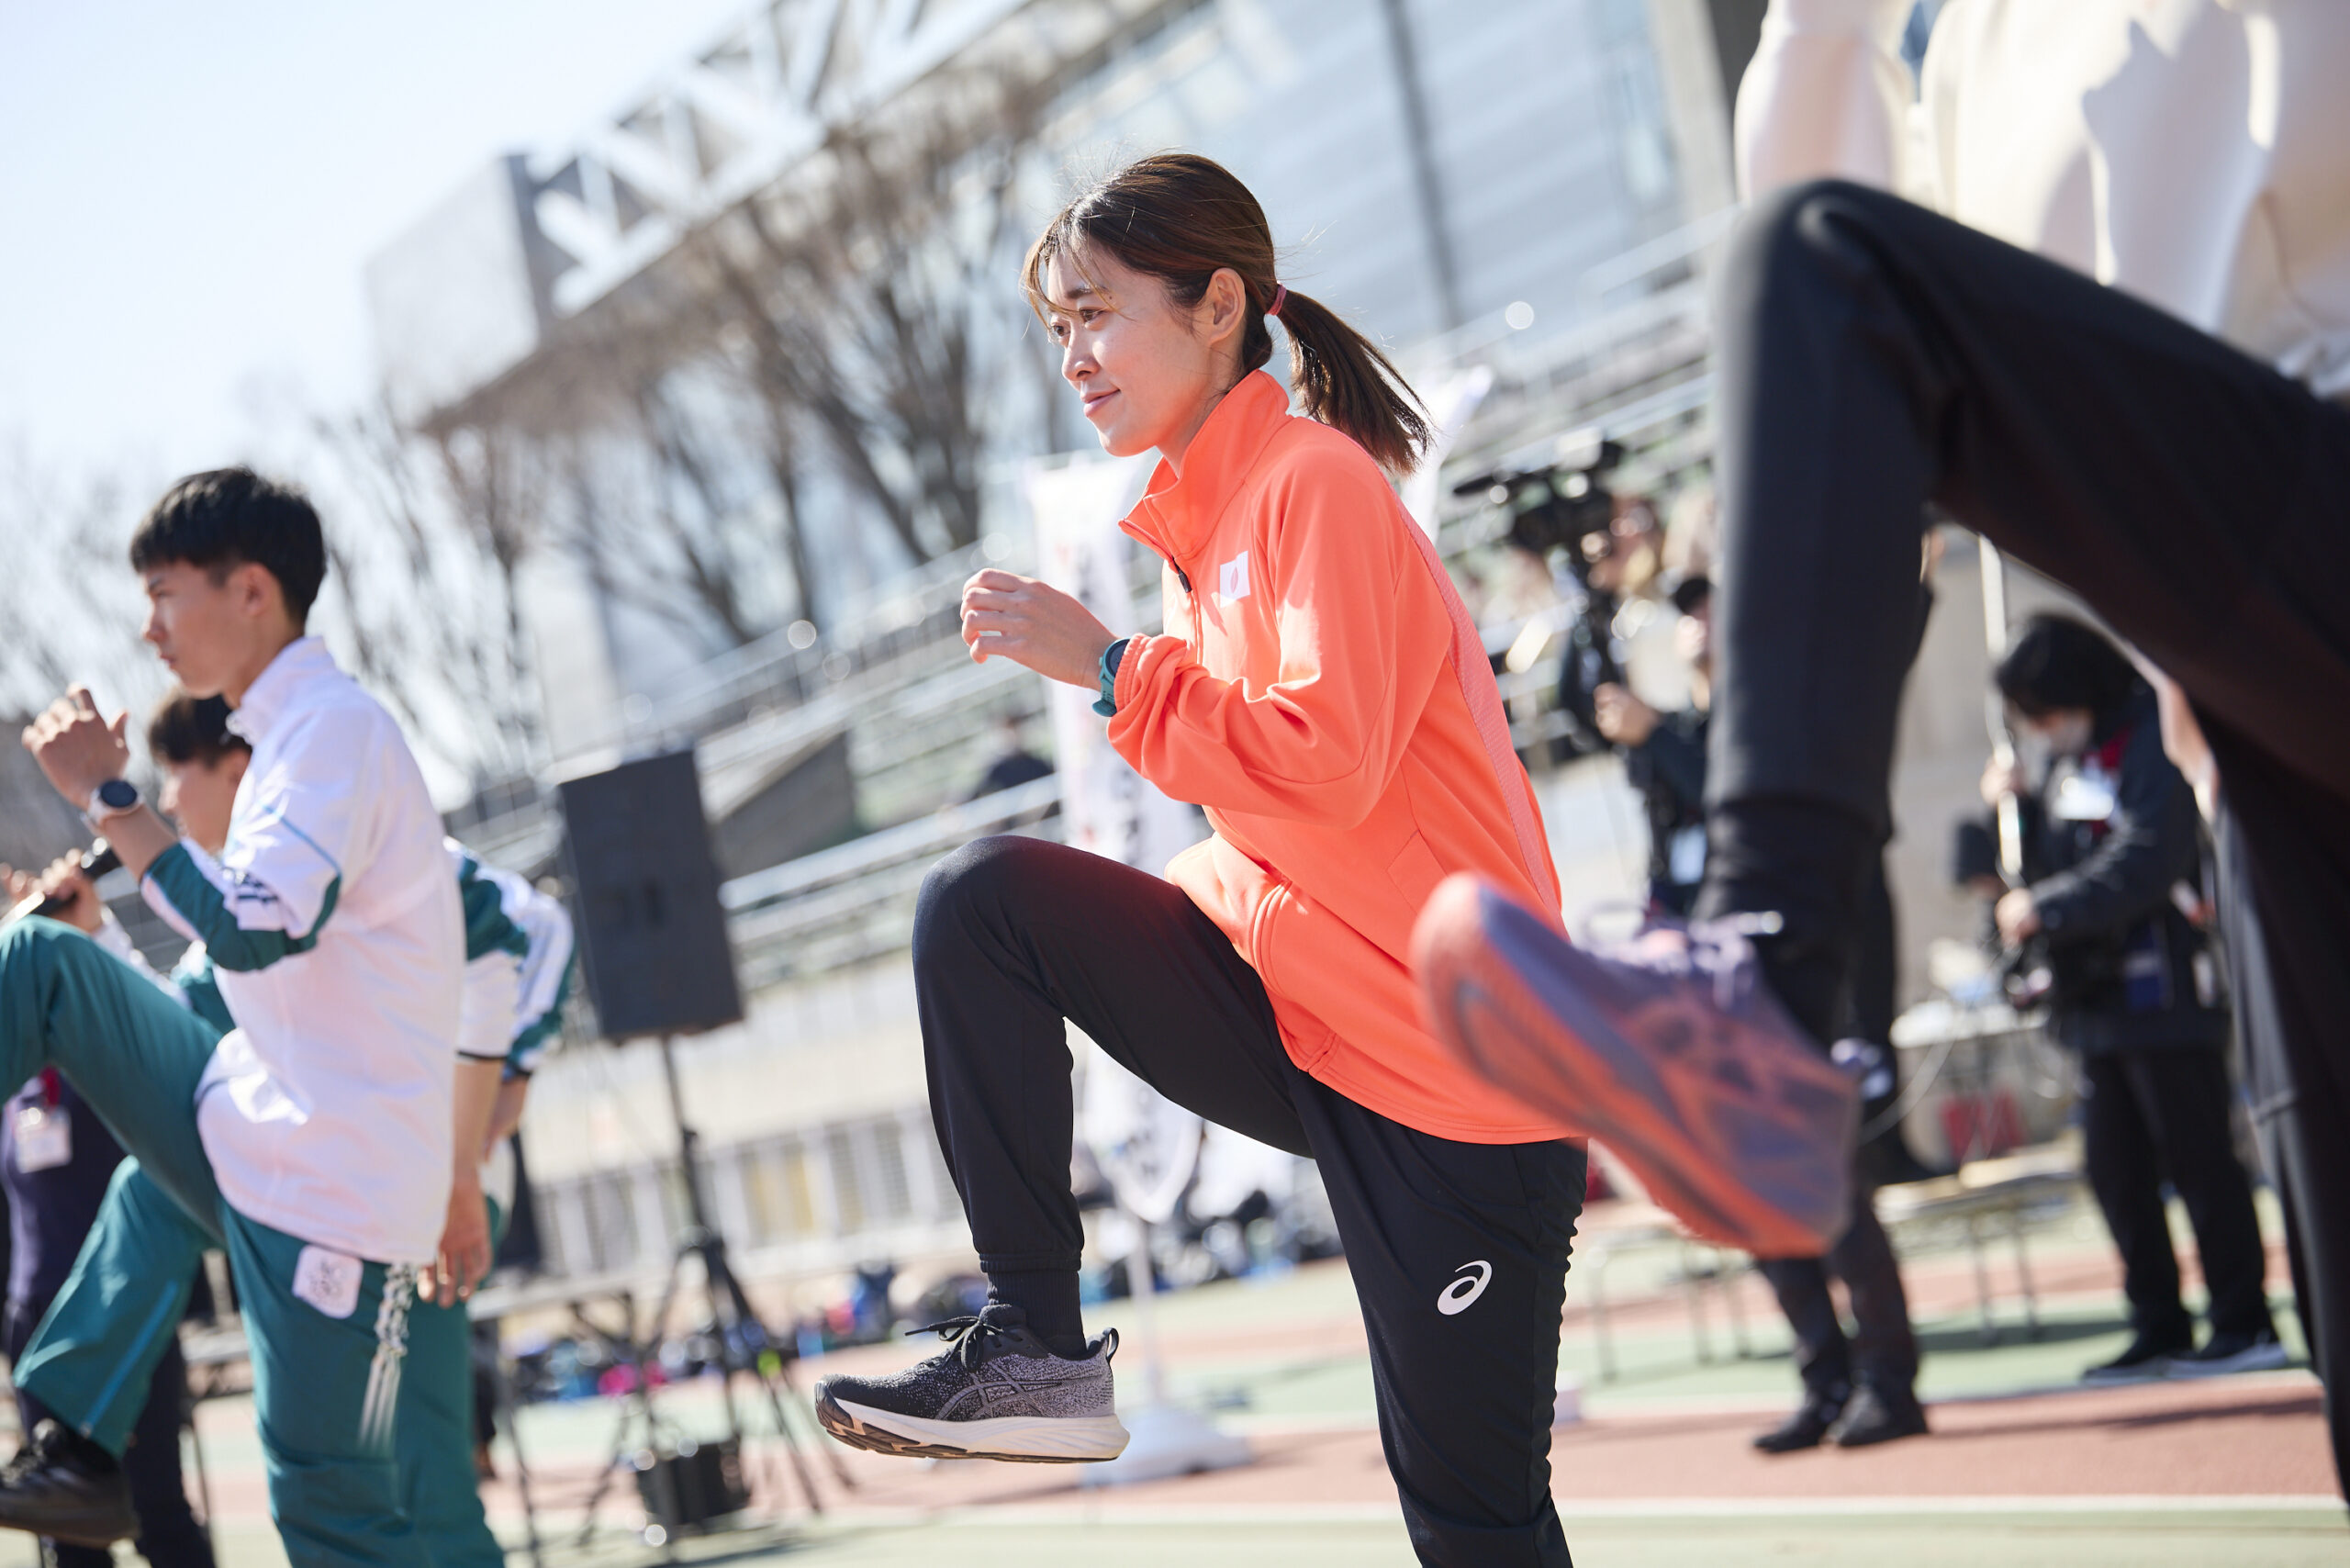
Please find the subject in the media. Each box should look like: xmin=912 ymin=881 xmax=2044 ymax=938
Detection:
xmin=914 ymin=835 xmax=1053 ymax=947
xmin=1732 ymin=176 xmax=1903 ymax=290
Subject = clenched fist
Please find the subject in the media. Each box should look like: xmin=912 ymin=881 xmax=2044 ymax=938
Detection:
xmin=959 ymin=569 xmax=1116 ymax=690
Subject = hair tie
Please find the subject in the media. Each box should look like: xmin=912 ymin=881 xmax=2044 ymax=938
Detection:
xmin=1267 ymin=284 xmax=1287 ymax=319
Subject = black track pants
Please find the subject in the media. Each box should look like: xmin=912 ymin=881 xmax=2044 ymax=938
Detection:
xmin=915 ymin=835 xmax=1588 ymax=1567
xmin=1757 ymin=1184 xmax=1918 ymax=1404
xmin=2079 ymin=1047 xmax=2274 ymax=1346
xmin=2220 ymin=808 xmax=2350 ymax=1495
xmin=1701 ymin=180 xmax=2350 ymax=1491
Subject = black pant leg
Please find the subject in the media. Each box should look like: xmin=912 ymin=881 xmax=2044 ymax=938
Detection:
xmin=2220 ymin=794 xmax=2350 ymax=1495
xmin=2126 ymin=1049 xmax=2275 ymax=1342
xmin=1759 ymin=1181 xmax=1918 ymax=1402
xmin=914 ymin=835 xmax=1308 ymax=1278
xmin=1834 ymin=1190 xmax=1918 ymax=1394
xmin=1289 ymin=1073 xmax=1584 ymax=1567
xmin=2082 ymin=1054 xmax=2193 ymax=1344
xmin=121 ymin=1333 xmax=214 ymax=1568
xmin=1755 ymin=1258 xmax=1850 ymax=1403
xmin=1702 ymin=179 xmax=2350 ymax=1036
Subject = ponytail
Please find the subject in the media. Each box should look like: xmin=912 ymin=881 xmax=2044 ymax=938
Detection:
xmin=1024 ymin=153 xmax=1432 ymax=474
xmin=1264 ymin=286 xmax=1431 ymax=474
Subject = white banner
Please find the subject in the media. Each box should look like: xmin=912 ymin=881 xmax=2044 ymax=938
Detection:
xmin=1022 ymin=453 xmax=1202 ymax=876
xmin=1399 ymin=364 xmax=1495 ymax=535
xmin=1022 ymin=451 xmax=1210 ymax=1222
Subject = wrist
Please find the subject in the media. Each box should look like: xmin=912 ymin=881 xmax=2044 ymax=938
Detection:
xmin=1093 ymin=636 xmax=1132 ymax=718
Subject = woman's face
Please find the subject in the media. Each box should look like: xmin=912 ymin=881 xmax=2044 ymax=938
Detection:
xmin=1043 ymin=247 xmax=1242 ymax=464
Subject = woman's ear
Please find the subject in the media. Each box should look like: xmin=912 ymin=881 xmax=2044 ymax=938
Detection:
xmin=1200 ymin=267 xmax=1248 ymax=354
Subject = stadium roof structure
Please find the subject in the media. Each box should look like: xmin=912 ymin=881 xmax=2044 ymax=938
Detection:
xmin=368 ymin=0 xmax=1187 ymax=427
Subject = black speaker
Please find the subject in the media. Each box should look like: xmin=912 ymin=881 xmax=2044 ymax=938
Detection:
xmin=558 ymin=749 xmax=744 ymax=1041
xmin=632 ymin=1436 xmax=748 ymax=1538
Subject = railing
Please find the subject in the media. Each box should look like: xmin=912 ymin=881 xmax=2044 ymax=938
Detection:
xmin=722 ymin=775 xmax=1063 ymax=987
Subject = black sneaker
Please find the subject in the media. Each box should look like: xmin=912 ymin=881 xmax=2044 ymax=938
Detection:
xmin=1752 ymin=1388 xmax=1847 ymax=1454
xmin=1829 ymin=1383 xmax=1930 ymax=1448
xmin=0 ymin=1421 xmax=137 ymax=1547
xmin=2082 ymin=1332 xmax=2191 ymax=1385
xmin=2168 ymin=1330 xmax=2290 ymax=1380
xmin=813 ymin=1305 xmax=1129 ymax=1463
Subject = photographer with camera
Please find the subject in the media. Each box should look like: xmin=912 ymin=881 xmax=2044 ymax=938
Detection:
xmin=1595 ymin=574 xmax=1927 ymax=1449
xmin=1974 ymin=615 xmax=2279 ymax=1383
xmin=1593 ymin=574 xmax=1714 ymax=917
xmin=1471 ymin=442 xmax=1672 ymax=763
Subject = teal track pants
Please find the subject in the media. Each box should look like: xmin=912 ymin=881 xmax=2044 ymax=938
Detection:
xmin=1 ymin=919 xmax=425 ymax=1567
xmin=397 ymin=1196 xmax=507 ymax=1568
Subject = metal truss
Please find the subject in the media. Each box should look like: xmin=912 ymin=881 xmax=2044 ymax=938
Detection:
xmin=526 ymin=0 xmax=1174 ymax=318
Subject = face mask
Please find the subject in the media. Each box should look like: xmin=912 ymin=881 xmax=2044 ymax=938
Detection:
xmin=2032 ymin=711 xmax=2094 ymax=758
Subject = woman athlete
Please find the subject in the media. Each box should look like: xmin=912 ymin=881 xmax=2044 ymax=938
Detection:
xmin=815 ymin=153 xmax=1584 ymax=1566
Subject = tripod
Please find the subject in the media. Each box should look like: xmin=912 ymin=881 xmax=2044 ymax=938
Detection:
xmin=578 ymin=1035 xmax=854 ymax=1546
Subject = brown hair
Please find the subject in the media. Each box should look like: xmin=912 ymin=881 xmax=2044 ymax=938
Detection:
xmin=1024 ymin=153 xmax=1431 ymax=473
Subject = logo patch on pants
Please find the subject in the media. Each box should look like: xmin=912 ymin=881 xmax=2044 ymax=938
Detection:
xmin=1438 ymin=1260 xmax=1493 ymax=1316
xmin=292 ymin=1245 xmax=363 ymax=1318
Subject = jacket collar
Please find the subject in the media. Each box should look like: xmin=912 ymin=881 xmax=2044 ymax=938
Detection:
xmin=226 ymin=636 xmax=340 ymax=746
xmin=1122 ymin=370 xmax=1293 ymax=567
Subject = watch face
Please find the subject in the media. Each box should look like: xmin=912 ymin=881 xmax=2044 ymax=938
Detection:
xmin=97 ymin=779 xmax=139 ymax=811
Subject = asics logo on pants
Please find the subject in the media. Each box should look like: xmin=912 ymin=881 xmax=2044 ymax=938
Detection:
xmin=1438 ymin=1260 xmax=1493 ymax=1316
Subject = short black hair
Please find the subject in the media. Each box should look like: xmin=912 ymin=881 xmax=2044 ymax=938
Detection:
xmin=1995 ymin=613 xmax=2142 ymax=722
xmin=147 ymin=690 xmax=251 ymax=768
xmin=128 ymin=467 xmax=327 ymax=626
xmin=1669 ymin=574 xmax=1713 ymax=615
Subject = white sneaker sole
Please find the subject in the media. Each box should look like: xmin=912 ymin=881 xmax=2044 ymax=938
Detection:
xmin=821 ymin=1395 xmax=1131 ymax=1463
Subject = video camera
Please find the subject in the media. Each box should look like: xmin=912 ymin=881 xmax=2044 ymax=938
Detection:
xmin=1452 ymin=429 xmax=1625 ymax=580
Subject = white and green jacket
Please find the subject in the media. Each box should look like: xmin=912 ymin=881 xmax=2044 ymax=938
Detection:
xmin=139 ymin=637 xmax=464 ymax=1266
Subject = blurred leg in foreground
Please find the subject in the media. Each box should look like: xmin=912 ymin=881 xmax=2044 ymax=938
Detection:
xmin=1417 ymin=179 xmax=2350 ymax=1487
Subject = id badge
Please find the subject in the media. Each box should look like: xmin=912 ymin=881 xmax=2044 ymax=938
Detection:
xmin=1668 ymin=824 xmax=1708 ymax=887
xmin=14 ymin=1104 xmax=71 ymax=1172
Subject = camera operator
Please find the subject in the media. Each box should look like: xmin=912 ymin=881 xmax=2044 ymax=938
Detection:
xmin=1594 ymin=574 xmax=1714 ymax=916
xmin=1980 ymin=615 xmax=2279 ymax=1383
xmin=1551 ymin=494 xmax=1664 ymax=762
xmin=1593 ymin=573 xmax=1930 ymax=1450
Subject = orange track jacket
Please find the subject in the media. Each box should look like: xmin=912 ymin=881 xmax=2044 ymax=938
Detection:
xmin=1109 ymin=370 xmax=1572 ymax=1144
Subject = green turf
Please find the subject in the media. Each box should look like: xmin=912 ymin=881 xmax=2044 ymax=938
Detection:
xmin=448 ymin=1506 xmax=2347 ymax=1568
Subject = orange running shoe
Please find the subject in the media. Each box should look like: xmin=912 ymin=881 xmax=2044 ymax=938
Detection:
xmin=1413 ymin=874 xmax=1857 ymax=1256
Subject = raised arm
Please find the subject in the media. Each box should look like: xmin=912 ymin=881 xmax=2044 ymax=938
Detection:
xmin=1106 ymin=464 xmax=1451 ymax=827
xmin=1734 ymin=0 xmax=1918 ymax=201
xmin=139 ymin=707 xmax=374 ymax=971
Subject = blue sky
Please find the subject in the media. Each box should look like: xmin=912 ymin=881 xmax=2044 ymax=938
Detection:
xmin=0 ymin=0 xmax=747 ymax=476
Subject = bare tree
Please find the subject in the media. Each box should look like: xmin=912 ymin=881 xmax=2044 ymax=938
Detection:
xmin=306 ymin=392 xmax=547 ymax=786
xmin=0 ymin=436 xmax=159 ymax=721
xmin=545 ymin=362 xmax=800 ymax=655
xmin=688 ymin=81 xmax=1049 ymax=576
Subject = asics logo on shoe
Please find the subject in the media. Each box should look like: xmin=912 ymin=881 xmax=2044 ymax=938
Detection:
xmin=1438 ymin=1260 xmax=1493 ymax=1316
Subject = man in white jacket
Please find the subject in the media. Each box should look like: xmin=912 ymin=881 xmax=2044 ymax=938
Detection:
xmin=1418 ymin=0 xmax=2349 ymax=1494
